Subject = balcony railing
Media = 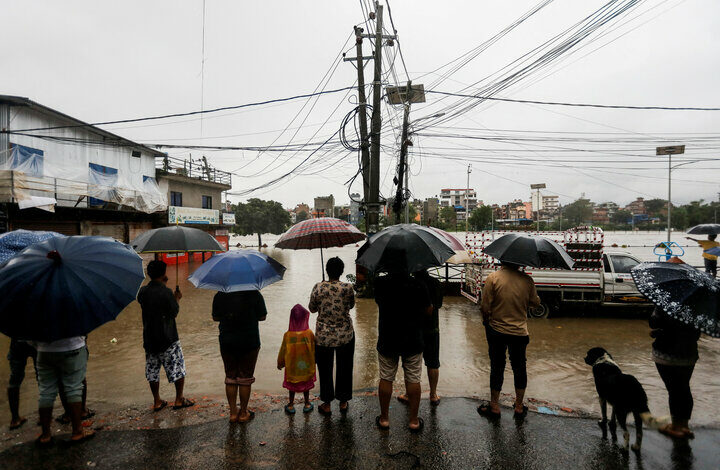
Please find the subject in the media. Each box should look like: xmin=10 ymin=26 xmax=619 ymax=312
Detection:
xmin=156 ymin=155 xmax=232 ymax=186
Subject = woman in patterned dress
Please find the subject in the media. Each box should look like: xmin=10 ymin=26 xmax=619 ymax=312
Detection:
xmin=308 ymin=257 xmax=356 ymax=415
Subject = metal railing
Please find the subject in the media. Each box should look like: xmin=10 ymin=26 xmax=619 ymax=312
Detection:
xmin=156 ymin=155 xmax=232 ymax=186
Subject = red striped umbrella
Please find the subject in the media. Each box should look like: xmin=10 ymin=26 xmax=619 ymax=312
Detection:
xmin=275 ymin=217 xmax=366 ymax=279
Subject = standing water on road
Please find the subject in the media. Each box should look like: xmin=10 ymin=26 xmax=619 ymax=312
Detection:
xmin=1 ymin=230 xmax=718 ymax=425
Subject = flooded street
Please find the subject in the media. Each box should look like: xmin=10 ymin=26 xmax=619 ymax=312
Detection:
xmin=1 ymin=231 xmax=719 ymax=426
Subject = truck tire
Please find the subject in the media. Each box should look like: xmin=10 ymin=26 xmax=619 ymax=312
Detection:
xmin=528 ymin=301 xmax=551 ymax=319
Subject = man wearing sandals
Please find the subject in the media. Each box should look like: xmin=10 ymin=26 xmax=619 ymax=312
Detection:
xmin=373 ymin=271 xmax=432 ymax=432
xmin=137 ymin=261 xmax=194 ymax=412
xmin=478 ymin=261 xmax=540 ymax=420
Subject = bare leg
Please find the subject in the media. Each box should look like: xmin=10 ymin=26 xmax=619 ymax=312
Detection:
xmin=226 ymin=384 xmax=239 ymax=422
xmin=287 ymin=391 xmax=296 ymax=411
xmin=173 ymin=377 xmax=185 ymax=406
xmin=238 ymin=385 xmax=252 ymax=421
xmin=68 ymin=402 xmax=94 ymax=441
xmin=38 ymin=407 xmax=53 ymax=443
xmin=8 ymin=387 xmax=26 ymax=428
xmin=490 ymin=389 xmax=501 ymax=414
xmin=149 ymin=381 xmax=163 ymax=409
xmin=378 ymin=379 xmax=393 ymax=428
xmin=406 ymin=382 xmax=422 ymax=429
xmin=303 ymin=391 xmax=310 ymax=406
xmin=514 ymin=388 xmax=526 ymax=413
xmin=428 ymin=368 xmax=440 ymax=402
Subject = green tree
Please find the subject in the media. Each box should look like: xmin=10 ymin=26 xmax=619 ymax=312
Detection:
xmin=644 ymin=198 xmax=666 ymax=218
xmin=295 ymin=210 xmax=309 ymax=223
xmin=611 ymin=209 xmax=632 ymax=225
xmin=671 ymin=206 xmax=688 ymax=230
xmin=233 ymin=198 xmax=290 ymax=247
xmin=563 ymin=198 xmax=594 ymax=226
xmin=468 ymin=206 xmax=492 ymax=231
xmin=388 ymin=203 xmax=417 ymax=225
xmin=439 ymin=206 xmax=457 ymax=231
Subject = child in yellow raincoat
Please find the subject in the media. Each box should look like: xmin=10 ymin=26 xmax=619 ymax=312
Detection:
xmin=277 ymin=304 xmax=316 ymax=413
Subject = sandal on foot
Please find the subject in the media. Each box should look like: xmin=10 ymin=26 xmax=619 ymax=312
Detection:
xmin=35 ymin=436 xmax=54 ymax=448
xmin=339 ymin=402 xmax=349 ymax=414
xmin=318 ymin=404 xmax=332 ymax=416
xmin=153 ymin=400 xmax=168 ymax=412
xmin=375 ymin=415 xmax=390 ymax=430
xmin=68 ymin=429 xmax=96 ymax=445
xmin=303 ymin=403 xmax=314 ymax=413
xmin=514 ymin=405 xmax=528 ymax=419
xmin=396 ymin=395 xmax=410 ymax=405
xmin=409 ymin=417 xmax=424 ymax=433
xmin=238 ymin=410 xmax=255 ymax=423
xmin=284 ymin=404 xmax=296 ymax=415
xmin=477 ymin=405 xmax=501 ymax=419
xmin=430 ymin=398 xmax=441 ymax=406
xmin=659 ymin=424 xmax=689 ymax=439
xmin=173 ymin=398 xmax=195 ymax=410
xmin=9 ymin=417 xmax=27 ymax=430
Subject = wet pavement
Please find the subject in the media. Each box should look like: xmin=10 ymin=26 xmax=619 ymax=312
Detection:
xmin=1 ymin=396 xmax=718 ymax=470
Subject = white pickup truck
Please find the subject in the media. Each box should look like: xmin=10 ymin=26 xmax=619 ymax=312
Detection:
xmin=461 ymin=228 xmax=652 ymax=318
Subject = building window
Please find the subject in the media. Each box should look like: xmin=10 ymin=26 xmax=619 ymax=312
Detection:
xmin=88 ymin=162 xmax=118 ymax=207
xmin=170 ymin=191 xmax=183 ymax=207
xmin=202 ymin=195 xmax=212 ymax=209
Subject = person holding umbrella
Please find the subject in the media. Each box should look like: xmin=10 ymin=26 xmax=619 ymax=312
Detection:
xmin=189 ymin=249 xmax=286 ymax=423
xmin=308 ymin=257 xmax=356 ymax=415
xmin=685 ymin=234 xmax=719 ymax=277
xmin=137 ymin=260 xmax=194 ymax=411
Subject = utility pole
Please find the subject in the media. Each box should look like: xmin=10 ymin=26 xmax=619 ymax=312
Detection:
xmin=366 ymin=2 xmax=386 ymax=233
xmin=657 ymin=145 xmax=685 ymax=242
xmin=394 ymin=81 xmax=413 ymax=223
xmin=465 ymin=164 xmax=472 ymax=232
xmin=351 ymin=26 xmax=372 ymax=233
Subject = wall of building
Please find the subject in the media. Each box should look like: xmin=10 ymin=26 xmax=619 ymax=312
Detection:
xmin=157 ymin=175 xmax=226 ymax=211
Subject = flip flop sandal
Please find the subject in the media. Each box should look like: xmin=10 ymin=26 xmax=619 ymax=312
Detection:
xmin=477 ymin=405 xmax=501 ymax=420
xmin=375 ymin=415 xmax=390 ymax=430
xmin=396 ymin=395 xmax=410 ymax=405
xmin=318 ymin=404 xmax=332 ymax=416
xmin=35 ymin=436 xmax=55 ymax=448
xmin=153 ymin=401 xmax=168 ymax=412
xmin=514 ymin=405 xmax=529 ymax=419
xmin=173 ymin=398 xmax=195 ymax=410
xmin=284 ymin=404 xmax=296 ymax=415
xmin=9 ymin=417 xmax=28 ymax=430
xmin=303 ymin=403 xmax=314 ymax=414
xmin=238 ymin=410 xmax=255 ymax=423
xmin=409 ymin=417 xmax=424 ymax=433
xmin=339 ymin=403 xmax=349 ymax=414
xmin=67 ymin=430 xmax=96 ymax=445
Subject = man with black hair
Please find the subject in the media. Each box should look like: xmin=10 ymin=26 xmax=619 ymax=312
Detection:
xmin=137 ymin=260 xmax=194 ymax=411
xmin=686 ymin=234 xmax=719 ymax=277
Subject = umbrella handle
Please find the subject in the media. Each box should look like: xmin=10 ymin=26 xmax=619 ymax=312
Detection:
xmin=320 ymin=243 xmax=325 ymax=281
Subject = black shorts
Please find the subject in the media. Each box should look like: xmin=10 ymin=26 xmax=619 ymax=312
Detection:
xmin=423 ymin=331 xmax=440 ymax=369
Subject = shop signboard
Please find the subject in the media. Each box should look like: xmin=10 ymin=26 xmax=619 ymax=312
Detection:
xmin=168 ymin=206 xmax=219 ymax=225
xmin=222 ymin=212 xmax=236 ymax=225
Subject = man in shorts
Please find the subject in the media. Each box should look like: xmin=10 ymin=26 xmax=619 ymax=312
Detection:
xmin=398 ymin=270 xmax=444 ymax=406
xmin=373 ymin=271 xmax=431 ymax=432
xmin=6 ymin=339 xmax=37 ymax=429
xmin=137 ymin=260 xmax=194 ymax=411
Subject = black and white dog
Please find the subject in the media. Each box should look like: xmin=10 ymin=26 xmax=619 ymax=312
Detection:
xmin=584 ymin=347 xmax=666 ymax=452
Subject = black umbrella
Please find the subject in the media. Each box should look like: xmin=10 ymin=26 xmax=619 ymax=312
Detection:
xmin=131 ymin=225 xmax=224 ymax=289
xmin=482 ymin=233 xmax=574 ymax=269
xmin=631 ymin=262 xmax=720 ymax=338
xmin=356 ymin=224 xmax=455 ymax=274
xmin=687 ymin=224 xmax=720 ymax=235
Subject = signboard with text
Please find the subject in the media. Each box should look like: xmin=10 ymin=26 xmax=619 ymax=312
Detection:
xmin=222 ymin=212 xmax=236 ymax=225
xmin=168 ymin=206 xmax=219 ymax=225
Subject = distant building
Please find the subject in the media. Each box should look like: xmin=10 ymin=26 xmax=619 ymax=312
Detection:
xmin=334 ymin=205 xmax=350 ymax=222
xmin=592 ymin=207 xmax=610 ymax=225
xmin=313 ymin=195 xmax=334 ymax=218
xmin=422 ymin=198 xmax=439 ymax=225
xmin=541 ymin=195 xmax=560 ymax=213
xmin=625 ymin=197 xmax=646 ymax=215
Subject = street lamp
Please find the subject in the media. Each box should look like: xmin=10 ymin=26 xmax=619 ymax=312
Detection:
xmin=656 ymin=145 xmax=685 ymax=242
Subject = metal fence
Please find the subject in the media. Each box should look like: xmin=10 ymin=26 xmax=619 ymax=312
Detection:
xmin=156 ymin=155 xmax=232 ymax=186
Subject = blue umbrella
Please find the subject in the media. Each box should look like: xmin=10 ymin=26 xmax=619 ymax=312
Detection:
xmin=0 ymin=229 xmax=65 ymax=265
xmin=0 ymin=236 xmax=144 ymax=342
xmin=188 ymin=249 xmax=286 ymax=292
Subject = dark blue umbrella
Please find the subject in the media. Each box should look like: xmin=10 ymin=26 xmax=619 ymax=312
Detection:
xmin=482 ymin=233 xmax=574 ymax=269
xmin=188 ymin=249 xmax=286 ymax=292
xmin=0 ymin=236 xmax=144 ymax=342
xmin=631 ymin=262 xmax=720 ymax=338
xmin=0 ymin=229 xmax=64 ymax=265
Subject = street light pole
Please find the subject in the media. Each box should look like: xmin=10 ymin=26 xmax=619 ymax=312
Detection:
xmin=657 ymin=145 xmax=685 ymax=242
xmin=465 ymin=164 xmax=472 ymax=232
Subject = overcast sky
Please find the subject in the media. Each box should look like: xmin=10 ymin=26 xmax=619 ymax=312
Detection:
xmin=3 ymin=0 xmax=720 ymax=208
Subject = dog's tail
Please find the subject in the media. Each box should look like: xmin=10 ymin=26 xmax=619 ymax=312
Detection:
xmin=640 ymin=412 xmax=670 ymax=429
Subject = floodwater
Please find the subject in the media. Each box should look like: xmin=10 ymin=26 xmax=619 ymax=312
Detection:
xmin=1 ymin=230 xmax=719 ymax=426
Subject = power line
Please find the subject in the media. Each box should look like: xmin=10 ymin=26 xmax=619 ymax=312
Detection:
xmin=424 ymin=90 xmax=720 ymax=111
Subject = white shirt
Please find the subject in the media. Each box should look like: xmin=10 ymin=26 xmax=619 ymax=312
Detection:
xmin=35 ymin=336 xmax=86 ymax=353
